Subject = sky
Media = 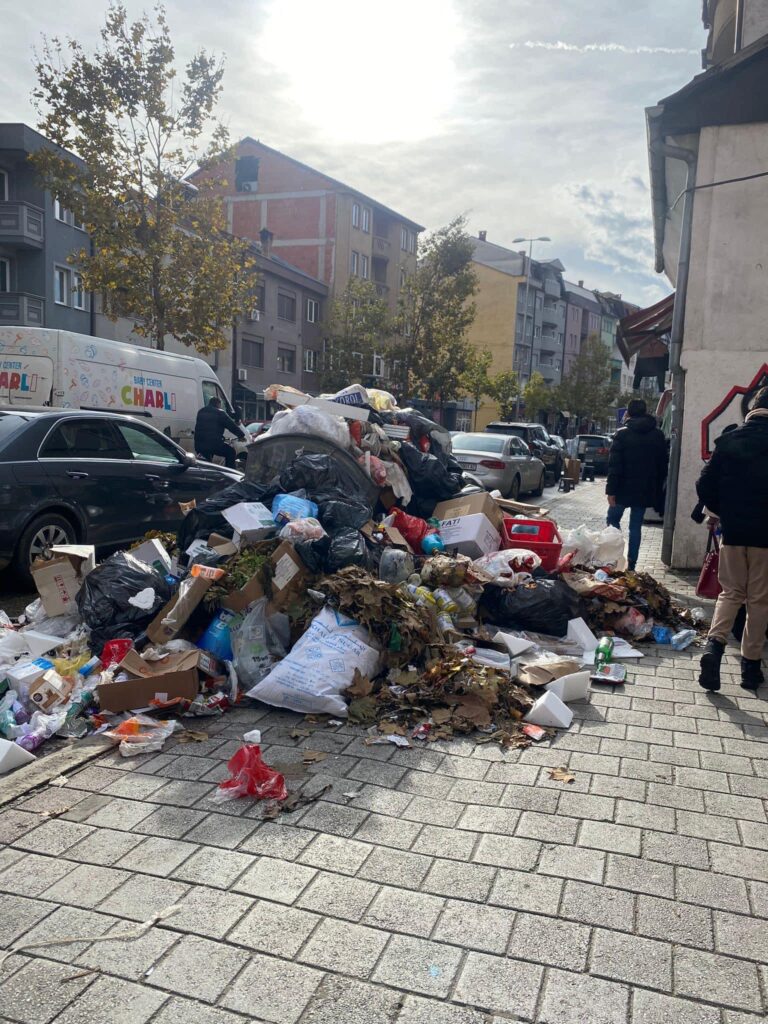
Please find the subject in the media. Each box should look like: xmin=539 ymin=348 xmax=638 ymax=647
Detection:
xmin=1 ymin=0 xmax=706 ymax=306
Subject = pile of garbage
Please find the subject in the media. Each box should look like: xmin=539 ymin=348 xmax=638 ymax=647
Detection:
xmin=0 ymin=383 xmax=704 ymax=780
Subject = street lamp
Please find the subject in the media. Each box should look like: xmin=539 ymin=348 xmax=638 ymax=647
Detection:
xmin=512 ymin=235 xmax=551 ymax=419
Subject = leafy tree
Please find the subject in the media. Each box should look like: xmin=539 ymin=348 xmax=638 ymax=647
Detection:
xmin=320 ymin=278 xmax=391 ymax=392
xmin=522 ymin=371 xmax=554 ymax=423
xmin=393 ymin=216 xmax=478 ymax=410
xmin=488 ymin=370 xmax=520 ymax=422
xmin=556 ymin=334 xmax=617 ymax=428
xmin=31 ymin=3 xmax=255 ymax=352
xmin=460 ymin=349 xmax=493 ymax=428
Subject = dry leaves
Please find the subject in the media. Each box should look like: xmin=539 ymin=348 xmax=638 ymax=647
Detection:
xmin=176 ymin=730 xmax=208 ymax=744
xmin=302 ymin=750 xmax=328 ymax=765
xmin=548 ymin=766 xmax=576 ymax=784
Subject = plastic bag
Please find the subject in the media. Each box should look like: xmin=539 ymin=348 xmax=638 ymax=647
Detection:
xmin=269 ymin=404 xmax=351 ymax=449
xmin=592 ymin=526 xmax=627 ymax=570
xmin=325 ymin=529 xmax=371 ymax=572
xmin=197 ymin=609 xmax=240 ymax=661
xmin=357 ymin=454 xmax=388 ymax=486
xmin=247 ymin=606 xmax=381 ymax=716
xmin=389 ymin=508 xmax=431 ymax=549
xmin=105 ymin=713 xmax=177 ymax=757
xmin=560 ymin=525 xmax=597 ymax=565
xmin=76 ymin=552 xmax=174 ymax=652
xmin=318 ymin=498 xmax=371 ymax=531
xmin=479 ymin=579 xmax=581 ymax=637
xmin=398 ymin=443 xmax=464 ymax=501
xmin=367 ymin=388 xmax=397 ymax=412
xmin=384 ymin=462 xmax=413 ymax=506
xmin=271 ymin=492 xmax=319 ymax=525
xmin=279 ymin=518 xmax=326 ymax=542
xmin=177 ymin=480 xmax=279 ymax=551
xmin=231 ymin=598 xmax=291 ymax=690
xmin=213 ymin=744 xmax=289 ymax=803
xmin=473 ymin=549 xmax=542 ymax=581
xmin=277 ymin=452 xmax=378 ymax=513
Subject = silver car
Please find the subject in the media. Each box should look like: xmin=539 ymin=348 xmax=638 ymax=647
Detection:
xmin=451 ymin=432 xmax=546 ymax=499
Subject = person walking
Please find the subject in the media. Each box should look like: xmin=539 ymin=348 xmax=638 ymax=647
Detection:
xmin=696 ymin=386 xmax=768 ymax=691
xmin=605 ymin=398 xmax=668 ymax=571
xmin=194 ymin=397 xmax=246 ymax=469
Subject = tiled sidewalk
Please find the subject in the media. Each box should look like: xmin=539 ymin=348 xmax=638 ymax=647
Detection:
xmin=0 ymin=481 xmax=766 ymax=1024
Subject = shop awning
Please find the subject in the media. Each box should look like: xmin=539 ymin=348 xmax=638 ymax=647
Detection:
xmin=617 ymin=293 xmax=674 ymax=364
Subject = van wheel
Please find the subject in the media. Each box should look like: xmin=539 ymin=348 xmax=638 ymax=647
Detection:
xmin=13 ymin=514 xmax=77 ymax=588
xmin=531 ymin=471 xmax=545 ymax=497
xmin=506 ymin=476 xmax=521 ymax=500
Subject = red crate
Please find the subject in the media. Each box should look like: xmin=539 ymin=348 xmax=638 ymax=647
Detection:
xmin=501 ymin=517 xmax=563 ymax=572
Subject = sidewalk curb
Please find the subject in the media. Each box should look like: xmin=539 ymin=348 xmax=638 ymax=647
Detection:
xmin=0 ymin=737 xmax=113 ymax=808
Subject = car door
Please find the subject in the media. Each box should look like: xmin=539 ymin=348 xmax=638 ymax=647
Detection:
xmin=39 ymin=417 xmax=146 ymax=547
xmin=513 ymin=437 xmax=540 ymax=491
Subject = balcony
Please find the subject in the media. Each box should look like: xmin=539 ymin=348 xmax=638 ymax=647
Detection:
xmin=0 ymin=202 xmax=45 ymax=249
xmin=543 ymin=278 xmax=560 ymax=298
xmin=374 ymin=282 xmax=390 ymax=298
xmin=373 ymin=235 xmax=390 ymax=256
xmin=0 ymin=292 xmax=45 ymax=326
xmin=542 ymin=302 xmax=564 ymax=327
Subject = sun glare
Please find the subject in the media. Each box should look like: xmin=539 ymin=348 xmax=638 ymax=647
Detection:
xmin=258 ymin=0 xmax=461 ymax=144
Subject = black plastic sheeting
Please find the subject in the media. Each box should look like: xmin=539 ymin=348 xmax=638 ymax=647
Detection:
xmin=479 ymin=579 xmax=581 ymax=637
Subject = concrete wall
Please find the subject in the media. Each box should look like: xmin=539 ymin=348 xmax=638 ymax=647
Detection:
xmin=742 ymin=0 xmax=768 ymax=46
xmin=672 ymin=122 xmax=768 ymax=566
xmin=464 ymin=261 xmax=521 ymax=429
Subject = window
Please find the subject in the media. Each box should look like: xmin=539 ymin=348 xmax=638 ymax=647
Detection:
xmin=306 ymin=298 xmax=319 ymax=323
xmin=362 ymin=207 xmax=370 ymax=233
xmin=350 ymin=251 xmax=359 ymax=276
xmin=360 ymin=254 xmax=369 ymax=279
xmin=0 ymin=169 xmax=7 ymax=201
xmin=53 ymin=198 xmax=67 ymax=222
xmin=399 ymin=267 xmax=407 ymax=288
xmin=0 ymin=258 xmax=9 ymax=293
xmin=255 ymin=284 xmax=266 ymax=312
xmin=54 ymin=267 xmax=69 ymax=305
xmin=408 ymin=231 xmax=416 ymax=254
xmin=401 ymin=227 xmax=408 ymax=251
xmin=277 ymin=347 xmax=296 ymax=374
xmin=372 ymin=352 xmax=384 ymax=377
xmin=40 ymin=419 xmax=128 ymax=459
xmin=73 ymin=212 xmax=86 ymax=232
xmin=72 ymin=272 xmax=87 ymax=311
xmin=352 ymin=351 xmax=363 ymax=371
xmin=352 ymin=202 xmax=360 ymax=228
xmin=201 ymin=380 xmax=237 ymax=420
xmin=241 ymin=336 xmax=264 ymax=368
xmin=304 ymin=349 xmax=318 ymax=373
xmin=277 ymin=290 xmax=296 ymax=321
xmin=116 ymin=423 xmax=181 ymax=463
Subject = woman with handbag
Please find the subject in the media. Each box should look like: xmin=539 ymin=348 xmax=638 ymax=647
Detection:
xmin=695 ymin=388 xmax=768 ymax=691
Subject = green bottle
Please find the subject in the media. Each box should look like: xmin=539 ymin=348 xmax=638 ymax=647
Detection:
xmin=594 ymin=636 xmax=614 ymax=670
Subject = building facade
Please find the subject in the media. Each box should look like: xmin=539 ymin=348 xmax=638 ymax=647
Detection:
xmin=595 ymin=291 xmax=639 ymax=394
xmin=562 ymin=280 xmax=602 ymax=374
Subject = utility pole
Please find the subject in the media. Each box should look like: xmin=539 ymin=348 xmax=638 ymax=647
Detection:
xmin=512 ymin=235 xmax=550 ymax=419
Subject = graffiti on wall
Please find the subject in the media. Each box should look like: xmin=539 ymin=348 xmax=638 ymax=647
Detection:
xmin=700 ymin=363 xmax=768 ymax=459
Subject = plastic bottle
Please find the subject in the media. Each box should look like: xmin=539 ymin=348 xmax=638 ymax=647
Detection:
xmin=671 ymin=629 xmax=696 ymax=651
xmin=379 ymin=548 xmax=415 ymax=585
xmin=594 ymin=636 xmax=615 ymax=670
xmin=78 ymin=656 xmax=102 ymax=678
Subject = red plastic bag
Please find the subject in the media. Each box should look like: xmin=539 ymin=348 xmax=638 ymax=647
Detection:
xmin=213 ymin=744 xmax=288 ymax=804
xmin=696 ymin=529 xmax=722 ymax=600
xmin=390 ymin=507 xmax=431 ymax=549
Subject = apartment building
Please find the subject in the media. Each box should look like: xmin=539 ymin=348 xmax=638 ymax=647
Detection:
xmin=562 ymin=280 xmax=602 ymax=374
xmin=595 ymin=291 xmax=638 ymax=393
xmin=0 ymin=124 xmax=92 ymax=334
xmin=193 ymin=139 xmax=423 ymax=318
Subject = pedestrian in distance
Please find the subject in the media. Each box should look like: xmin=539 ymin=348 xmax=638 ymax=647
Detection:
xmin=696 ymin=385 xmax=768 ymax=692
xmin=194 ymin=397 xmax=246 ymax=469
xmin=605 ymin=398 xmax=668 ymax=571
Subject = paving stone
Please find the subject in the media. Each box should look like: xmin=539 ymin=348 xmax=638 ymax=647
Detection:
xmin=604 ymin=853 xmax=674 ymax=898
xmin=114 ymin=836 xmax=197 ymax=878
xmin=301 ymin=975 xmax=402 ymax=1024
xmin=53 ymin=974 xmax=170 ymax=1024
xmin=99 ymin=874 xmax=191 ymax=921
xmin=472 ymin=834 xmax=540 ymax=870
xmin=705 ymin=792 xmax=767 ymax=823
xmin=296 ymin=833 xmax=371 ymax=876
xmin=221 ymin=952 xmax=323 ymax=1022
xmin=747 ymin=879 xmax=768 ymax=917
xmin=413 ymin=824 xmax=478 ymax=862
xmin=641 ymin=831 xmax=709 ymax=869
xmin=537 ymin=968 xmax=630 ymax=1024
xmin=560 ymin=880 xmax=634 ymax=932
xmin=74 ymin=795 xmax=156 ymax=831
xmin=489 ymin=868 xmax=563 ymax=915
xmin=677 ymin=867 xmax=751 ymax=912
xmin=730 ymin=774 xmax=768 ymax=798
xmin=299 ymin=916 xmax=389 ymax=978
xmin=453 ymin=952 xmax=543 ymax=1018
xmin=363 ymin=885 xmax=445 ymax=938
xmin=66 ymin=766 xmax=119 ymax=791
xmin=422 ymin=858 xmax=496 ymax=902
xmin=399 ymin=769 xmax=458 ymax=800
xmin=507 ymin=912 xmax=590 ymax=971
xmin=499 ymin=783 xmax=561 ymax=813
xmin=515 ymin=810 xmax=578 ymax=845
xmin=228 ymin=898 xmax=320 ymax=956
xmin=354 ymin=813 xmax=422 ymax=851
xmin=181 ymin=811 xmax=258 ymax=849
xmin=13 ymin=819 xmax=95 ymax=856
xmin=298 ymin=870 xmax=380 ymax=921
xmin=739 ymin=821 xmax=768 ymax=849
xmin=676 ymin=810 xmax=740 ymax=844
xmin=637 ymin=894 xmax=713 ymax=948
xmin=674 ymin=766 xmax=730 ymax=792
xmin=709 ymin=843 xmax=768 ymax=881
xmin=484 ymin=761 xmax=540 ymax=786
xmin=578 ymin=820 xmax=641 ymax=855
xmin=233 ymin=855 xmax=316 ymax=904
xmin=296 ymin=801 xmax=369 ymax=837
xmin=632 ymin=989 xmax=720 ymax=1024
xmin=397 ymin=995 xmax=489 ymax=1024
xmin=147 ymin=933 xmax=250 ymax=1003
xmin=359 ymin=845 xmax=433 ymax=890
xmin=150 ymin=779 xmax=217 ymax=807
xmin=152 ymin=995 xmax=248 ymax=1024
xmin=168 ymin=883 xmax=251 ymax=938
xmin=0 ymin=956 xmax=93 ymax=1024
xmin=589 ymin=773 xmax=647 ymax=802
xmin=0 ymin=852 xmax=72 ymax=897
xmin=402 ymin=796 xmax=463 ymax=828
xmin=40 ymin=863 xmax=131 ymax=909
xmin=456 ymin=804 xmax=521 ymax=837
xmin=351 ymin=785 xmax=414 ymax=817
xmin=171 ymin=846 xmax=253 ymax=889
xmin=76 ymin=920 xmax=178 ymax=980
xmin=620 ymin=760 xmax=673 ymax=784
xmin=538 ymin=843 xmax=606 ymax=883
xmin=590 ymin=928 xmax=672 ymax=989
xmin=4 ymin=904 xmax=106 ymax=963
xmin=239 ymin=821 xmax=317 ymax=859
xmin=674 ymin=947 xmax=763 ymax=1013
xmin=557 ymin=791 xmax=615 ymax=822
xmin=133 ymin=805 xmax=208 ymax=839
xmin=433 ymin=899 xmax=514 ymax=954
xmin=346 ymin=758 xmax=407 ymax=789
xmin=646 ymin=782 xmax=704 ymax=812
xmin=373 ymin=934 xmax=463 ymax=998
xmin=101 ymin=772 xmax=169 ymax=800
xmin=714 ymin=909 xmax=768 ymax=961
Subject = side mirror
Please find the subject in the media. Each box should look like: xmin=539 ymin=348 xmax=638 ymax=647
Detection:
xmin=180 ymin=451 xmax=196 ymax=468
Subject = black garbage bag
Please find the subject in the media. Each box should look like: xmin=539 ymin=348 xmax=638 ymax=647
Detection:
xmin=294 ymin=534 xmax=331 ymax=575
xmin=324 ymin=529 xmax=372 ymax=573
xmin=177 ymin=480 xmax=278 ymax=552
xmin=279 ymin=453 xmax=377 ymax=513
xmin=76 ymin=551 xmax=175 ymax=652
xmin=399 ymin=442 xmax=464 ymax=501
xmin=317 ymin=498 xmax=371 ymax=531
xmin=479 ymin=579 xmax=581 ymax=637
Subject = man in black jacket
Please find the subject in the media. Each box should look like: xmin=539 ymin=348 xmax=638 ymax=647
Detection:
xmin=696 ymin=386 xmax=768 ymax=691
xmin=194 ymin=398 xmax=246 ymax=468
xmin=606 ymin=398 xmax=668 ymax=571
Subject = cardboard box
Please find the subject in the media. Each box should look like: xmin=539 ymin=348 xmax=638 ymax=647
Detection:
xmin=130 ymin=538 xmax=172 ymax=576
xmin=208 ymin=534 xmax=239 ymax=558
xmin=438 ymin=513 xmax=501 ymax=559
xmin=564 ymin=458 xmax=581 ymax=483
xmin=146 ymin=567 xmax=219 ymax=644
xmin=6 ymin=658 xmax=54 ymax=691
xmin=27 ymin=670 xmax=75 ymax=712
xmin=268 ymin=385 xmax=370 ymax=422
xmin=361 ymin=521 xmax=415 ymax=555
xmin=99 ymin=649 xmax=202 ymax=713
xmin=492 ymin=496 xmax=549 ymax=518
xmin=31 ymin=545 xmax=95 ymax=617
xmin=221 ymin=575 xmax=265 ymax=613
xmin=222 ymin=502 xmax=276 ymax=545
xmin=270 ymin=541 xmax=310 ymax=609
xmin=433 ymin=492 xmax=504 ymax=532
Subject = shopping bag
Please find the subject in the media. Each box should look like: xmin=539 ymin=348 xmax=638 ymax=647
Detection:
xmin=696 ymin=530 xmax=722 ymax=599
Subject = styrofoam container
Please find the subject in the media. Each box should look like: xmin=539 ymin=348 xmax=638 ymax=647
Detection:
xmin=523 ymin=690 xmax=573 ymax=729
xmin=0 ymin=738 xmax=36 ymax=774
xmin=545 ymin=671 xmax=591 ymax=703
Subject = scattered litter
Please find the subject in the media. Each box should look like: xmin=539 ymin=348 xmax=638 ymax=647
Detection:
xmin=548 ymin=766 xmax=576 ymax=784
xmin=302 ymin=750 xmax=328 ymax=765
xmin=213 ymin=744 xmax=288 ymax=804
xmin=343 ymin=789 xmax=363 ymax=802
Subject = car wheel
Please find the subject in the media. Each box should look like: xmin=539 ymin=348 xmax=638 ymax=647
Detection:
xmin=506 ymin=475 xmax=521 ymax=500
xmin=531 ymin=471 xmax=545 ymax=497
xmin=12 ymin=513 xmax=77 ymax=588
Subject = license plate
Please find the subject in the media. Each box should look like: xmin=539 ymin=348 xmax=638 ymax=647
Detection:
xmin=458 ymin=460 xmax=477 ymax=470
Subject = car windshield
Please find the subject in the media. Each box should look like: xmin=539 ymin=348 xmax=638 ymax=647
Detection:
xmin=453 ymin=433 xmax=506 ymax=453
xmin=580 ymin=437 xmax=607 ymax=448
xmin=488 ymin=426 xmax=525 ymax=439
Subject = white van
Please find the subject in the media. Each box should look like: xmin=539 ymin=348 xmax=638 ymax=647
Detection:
xmin=0 ymin=326 xmax=236 ymax=447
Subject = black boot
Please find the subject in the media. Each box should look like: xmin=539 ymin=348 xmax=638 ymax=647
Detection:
xmin=740 ymin=658 xmax=764 ymax=691
xmin=699 ymin=638 xmax=725 ymax=691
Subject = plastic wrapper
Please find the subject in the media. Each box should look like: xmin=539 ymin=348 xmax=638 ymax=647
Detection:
xmin=367 ymin=388 xmax=397 ymax=412
xmin=21 ymin=609 xmax=82 ymax=639
xmin=279 ymin=518 xmax=326 ymax=543
xmin=76 ymin=552 xmax=174 ymax=652
xmin=479 ymin=579 xmax=581 ymax=637
xmin=105 ymin=713 xmax=178 ymax=757
xmin=213 ymin=744 xmax=289 ymax=803
xmin=271 ymin=492 xmax=319 ymax=525
xmin=357 ymin=454 xmax=388 ymax=486
xmin=269 ymin=404 xmax=351 ymax=448
xmin=15 ymin=708 xmax=68 ymax=751
xmin=232 ymin=598 xmax=291 ymax=690
xmin=614 ymin=607 xmax=654 ymax=639
xmin=473 ymin=550 xmax=542 ymax=582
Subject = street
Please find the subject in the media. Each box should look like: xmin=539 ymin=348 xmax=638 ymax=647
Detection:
xmin=1 ymin=479 xmax=766 ymax=1024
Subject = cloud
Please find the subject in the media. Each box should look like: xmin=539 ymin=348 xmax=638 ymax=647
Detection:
xmin=511 ymin=40 xmax=699 ymax=55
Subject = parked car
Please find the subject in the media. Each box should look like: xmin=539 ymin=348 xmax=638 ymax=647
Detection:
xmin=451 ymin=432 xmax=546 ymax=499
xmin=0 ymin=409 xmax=241 ymax=583
xmin=484 ymin=422 xmax=563 ymax=480
xmin=568 ymin=434 xmax=612 ymax=473
xmin=549 ymin=434 xmax=566 ymax=452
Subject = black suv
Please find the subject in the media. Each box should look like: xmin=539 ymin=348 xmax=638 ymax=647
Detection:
xmin=485 ymin=422 xmax=563 ymax=481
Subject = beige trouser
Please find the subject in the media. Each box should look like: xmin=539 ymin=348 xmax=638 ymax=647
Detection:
xmin=708 ymin=544 xmax=768 ymax=660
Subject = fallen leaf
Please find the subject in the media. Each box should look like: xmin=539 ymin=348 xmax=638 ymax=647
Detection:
xmin=380 ymin=721 xmax=408 ymax=736
xmin=548 ymin=766 xmax=576 ymax=784
xmin=177 ymin=730 xmax=208 ymax=744
xmin=345 ymin=668 xmax=373 ymax=698
xmin=290 ymin=728 xmax=313 ymax=739
xmin=431 ymin=707 xmax=453 ymax=725
xmin=302 ymin=750 xmax=328 ymax=765
xmin=452 ymin=694 xmax=493 ymax=728
xmin=347 ymin=697 xmax=377 ymax=724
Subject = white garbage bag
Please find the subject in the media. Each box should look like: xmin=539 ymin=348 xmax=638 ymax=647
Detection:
xmin=269 ymin=405 xmax=351 ymax=449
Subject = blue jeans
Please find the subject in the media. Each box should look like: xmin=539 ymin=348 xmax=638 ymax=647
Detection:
xmin=606 ymin=504 xmax=645 ymax=568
